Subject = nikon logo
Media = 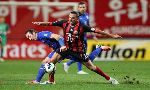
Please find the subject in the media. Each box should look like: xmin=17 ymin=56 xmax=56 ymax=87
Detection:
xmin=91 ymin=45 xmax=146 ymax=59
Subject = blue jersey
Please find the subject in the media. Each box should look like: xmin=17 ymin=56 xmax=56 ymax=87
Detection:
xmin=79 ymin=12 xmax=89 ymax=26
xmin=37 ymin=31 xmax=62 ymax=50
xmin=79 ymin=12 xmax=89 ymax=49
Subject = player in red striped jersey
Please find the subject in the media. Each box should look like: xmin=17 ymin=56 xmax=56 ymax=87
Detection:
xmin=32 ymin=11 xmax=121 ymax=84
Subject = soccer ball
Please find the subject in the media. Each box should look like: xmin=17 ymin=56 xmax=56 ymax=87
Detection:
xmin=44 ymin=63 xmax=55 ymax=73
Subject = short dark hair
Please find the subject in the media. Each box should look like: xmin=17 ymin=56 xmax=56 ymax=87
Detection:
xmin=25 ymin=28 xmax=37 ymax=35
xmin=78 ymin=1 xmax=87 ymax=6
xmin=70 ymin=11 xmax=79 ymax=17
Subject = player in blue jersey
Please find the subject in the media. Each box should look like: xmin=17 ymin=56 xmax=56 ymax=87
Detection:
xmin=25 ymin=29 xmax=111 ymax=84
xmin=63 ymin=2 xmax=101 ymax=74
xmin=25 ymin=29 xmax=64 ymax=84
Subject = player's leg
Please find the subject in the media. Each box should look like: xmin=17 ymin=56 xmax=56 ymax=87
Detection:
xmin=35 ymin=58 xmax=50 ymax=82
xmin=82 ymin=60 xmax=119 ymax=84
xmin=75 ymin=45 xmax=110 ymax=74
xmin=89 ymin=45 xmax=111 ymax=62
xmin=76 ymin=62 xmax=88 ymax=74
xmin=26 ymin=63 xmax=46 ymax=84
xmin=37 ymin=51 xmax=56 ymax=82
xmin=40 ymin=49 xmax=68 ymax=84
xmin=0 ymin=36 xmax=6 ymax=62
xmin=0 ymin=44 xmax=3 ymax=62
xmin=76 ymin=45 xmax=110 ymax=74
xmin=89 ymin=46 xmax=102 ymax=62
xmin=26 ymin=51 xmax=55 ymax=84
xmin=40 ymin=70 xmax=56 ymax=85
xmin=75 ymin=40 xmax=88 ymax=74
xmin=48 ymin=71 xmax=55 ymax=84
xmin=40 ymin=51 xmax=63 ymax=84
xmin=66 ymin=60 xmax=75 ymax=66
xmin=63 ymin=60 xmax=88 ymax=74
xmin=63 ymin=60 xmax=75 ymax=73
xmin=82 ymin=60 xmax=110 ymax=80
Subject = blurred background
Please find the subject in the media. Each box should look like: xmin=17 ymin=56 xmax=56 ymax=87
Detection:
xmin=0 ymin=0 xmax=150 ymax=61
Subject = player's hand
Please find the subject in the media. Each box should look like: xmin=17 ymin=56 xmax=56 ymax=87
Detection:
xmin=32 ymin=22 xmax=42 ymax=25
xmin=112 ymin=34 xmax=122 ymax=38
xmin=60 ymin=46 xmax=67 ymax=52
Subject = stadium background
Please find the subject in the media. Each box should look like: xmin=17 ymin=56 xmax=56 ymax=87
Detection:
xmin=0 ymin=1 xmax=150 ymax=90
xmin=0 ymin=0 xmax=150 ymax=61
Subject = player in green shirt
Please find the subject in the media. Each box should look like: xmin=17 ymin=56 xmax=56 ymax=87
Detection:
xmin=0 ymin=16 xmax=10 ymax=62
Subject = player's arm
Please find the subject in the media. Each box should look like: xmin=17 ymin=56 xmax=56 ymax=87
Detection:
xmin=32 ymin=22 xmax=52 ymax=26
xmin=83 ymin=25 xmax=122 ymax=38
xmin=94 ymin=28 xmax=122 ymax=38
xmin=91 ymin=33 xmax=98 ymax=40
xmin=51 ymin=33 xmax=66 ymax=51
xmin=85 ymin=16 xmax=99 ymax=41
xmin=51 ymin=34 xmax=65 ymax=46
xmin=32 ymin=20 xmax=67 ymax=27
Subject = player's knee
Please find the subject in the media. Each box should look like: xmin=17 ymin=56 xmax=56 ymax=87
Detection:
xmin=50 ymin=57 xmax=58 ymax=64
xmin=42 ymin=57 xmax=50 ymax=64
xmin=88 ymin=65 xmax=96 ymax=71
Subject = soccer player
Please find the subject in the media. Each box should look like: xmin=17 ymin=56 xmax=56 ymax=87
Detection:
xmin=0 ymin=16 xmax=10 ymax=62
xmin=32 ymin=11 xmax=121 ymax=84
xmin=25 ymin=29 xmax=110 ymax=84
xmin=25 ymin=29 xmax=64 ymax=84
xmin=63 ymin=1 xmax=100 ymax=74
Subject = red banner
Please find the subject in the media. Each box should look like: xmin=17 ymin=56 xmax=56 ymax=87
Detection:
xmin=3 ymin=40 xmax=52 ymax=60
xmin=0 ymin=0 xmax=149 ymax=39
xmin=94 ymin=0 xmax=150 ymax=38
xmin=0 ymin=0 xmax=150 ymax=59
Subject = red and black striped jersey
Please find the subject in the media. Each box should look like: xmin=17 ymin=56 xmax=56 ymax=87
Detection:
xmin=51 ymin=20 xmax=95 ymax=53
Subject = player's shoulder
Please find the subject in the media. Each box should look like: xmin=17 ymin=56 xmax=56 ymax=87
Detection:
xmin=40 ymin=31 xmax=50 ymax=33
xmin=38 ymin=31 xmax=53 ymax=38
xmin=39 ymin=31 xmax=53 ymax=35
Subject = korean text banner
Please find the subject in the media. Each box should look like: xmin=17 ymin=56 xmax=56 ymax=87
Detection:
xmin=0 ymin=0 xmax=150 ymax=40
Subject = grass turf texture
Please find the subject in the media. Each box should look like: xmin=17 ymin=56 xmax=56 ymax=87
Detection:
xmin=0 ymin=60 xmax=150 ymax=90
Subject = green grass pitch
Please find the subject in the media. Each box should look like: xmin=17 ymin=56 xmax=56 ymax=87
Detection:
xmin=0 ymin=60 xmax=150 ymax=90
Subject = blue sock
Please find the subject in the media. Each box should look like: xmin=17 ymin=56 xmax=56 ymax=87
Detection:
xmin=89 ymin=47 xmax=102 ymax=62
xmin=77 ymin=62 xmax=82 ymax=71
xmin=36 ymin=64 xmax=45 ymax=82
xmin=66 ymin=60 xmax=75 ymax=66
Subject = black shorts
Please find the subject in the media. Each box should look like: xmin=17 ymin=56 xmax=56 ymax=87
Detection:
xmin=56 ymin=49 xmax=89 ymax=62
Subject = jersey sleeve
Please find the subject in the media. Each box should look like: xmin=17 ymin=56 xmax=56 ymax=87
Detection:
xmin=82 ymin=25 xmax=96 ymax=32
xmin=51 ymin=20 xmax=67 ymax=27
